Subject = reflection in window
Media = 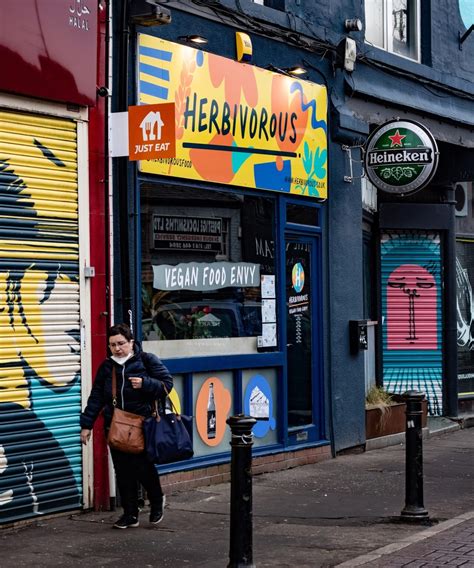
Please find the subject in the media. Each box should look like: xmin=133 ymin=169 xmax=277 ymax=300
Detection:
xmin=141 ymin=185 xmax=276 ymax=355
xmin=365 ymin=0 xmax=420 ymax=61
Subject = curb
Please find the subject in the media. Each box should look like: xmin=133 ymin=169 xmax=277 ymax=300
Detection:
xmin=335 ymin=510 xmax=474 ymax=567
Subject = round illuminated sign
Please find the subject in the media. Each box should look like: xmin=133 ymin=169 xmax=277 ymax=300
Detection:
xmin=364 ymin=120 xmax=439 ymax=195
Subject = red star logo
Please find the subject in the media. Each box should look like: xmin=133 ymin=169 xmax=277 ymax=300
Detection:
xmin=388 ymin=129 xmax=406 ymax=147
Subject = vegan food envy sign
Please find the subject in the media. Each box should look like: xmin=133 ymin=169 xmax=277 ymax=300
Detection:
xmin=137 ymin=34 xmax=328 ymax=198
xmin=364 ymin=120 xmax=439 ymax=195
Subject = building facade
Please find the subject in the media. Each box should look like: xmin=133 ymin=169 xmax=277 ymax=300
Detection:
xmin=108 ymin=0 xmax=473 ymax=497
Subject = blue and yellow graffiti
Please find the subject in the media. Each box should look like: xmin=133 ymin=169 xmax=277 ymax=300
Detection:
xmin=0 ymin=112 xmax=82 ymax=523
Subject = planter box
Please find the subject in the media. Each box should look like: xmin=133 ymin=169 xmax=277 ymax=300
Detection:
xmin=366 ymin=402 xmax=406 ymax=439
xmin=366 ymin=398 xmax=428 ymax=440
xmin=389 ymin=394 xmax=428 ymax=429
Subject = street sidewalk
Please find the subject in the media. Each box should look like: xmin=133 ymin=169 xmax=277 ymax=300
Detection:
xmin=1 ymin=423 xmax=473 ymax=567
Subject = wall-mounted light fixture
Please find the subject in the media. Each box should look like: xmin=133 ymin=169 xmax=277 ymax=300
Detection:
xmin=266 ymin=64 xmax=307 ymax=78
xmin=130 ymin=0 xmax=171 ymax=26
xmin=344 ymin=18 xmax=363 ymax=32
xmin=178 ymin=35 xmax=208 ymax=45
xmin=284 ymin=66 xmax=308 ymax=77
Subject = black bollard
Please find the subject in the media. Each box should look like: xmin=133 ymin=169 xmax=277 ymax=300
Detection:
xmin=400 ymin=391 xmax=429 ymax=521
xmin=227 ymin=415 xmax=257 ymax=568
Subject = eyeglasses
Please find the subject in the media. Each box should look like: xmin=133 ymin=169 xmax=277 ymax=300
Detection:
xmin=109 ymin=340 xmax=129 ymax=348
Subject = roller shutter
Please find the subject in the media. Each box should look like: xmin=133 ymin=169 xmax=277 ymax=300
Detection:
xmin=0 ymin=109 xmax=82 ymax=524
xmin=380 ymin=231 xmax=443 ymax=415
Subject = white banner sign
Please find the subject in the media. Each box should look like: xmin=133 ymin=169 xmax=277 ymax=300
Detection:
xmin=153 ymin=262 xmax=260 ymax=291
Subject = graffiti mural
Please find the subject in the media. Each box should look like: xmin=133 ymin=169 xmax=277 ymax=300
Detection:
xmin=0 ymin=112 xmax=82 ymax=523
xmin=456 ymin=240 xmax=474 ymax=396
xmin=381 ymin=232 xmax=443 ymax=415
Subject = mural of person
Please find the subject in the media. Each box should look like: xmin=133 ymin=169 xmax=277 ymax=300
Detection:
xmin=0 ymin=118 xmax=82 ymax=524
xmin=381 ymin=232 xmax=442 ymax=415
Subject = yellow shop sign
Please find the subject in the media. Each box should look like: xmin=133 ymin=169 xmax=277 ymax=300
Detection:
xmin=137 ymin=34 xmax=328 ymax=199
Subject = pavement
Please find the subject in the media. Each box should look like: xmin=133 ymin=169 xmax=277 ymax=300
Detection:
xmin=1 ymin=418 xmax=473 ymax=568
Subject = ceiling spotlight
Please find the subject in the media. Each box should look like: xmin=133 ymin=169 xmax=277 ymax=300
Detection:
xmin=178 ymin=35 xmax=208 ymax=45
xmin=284 ymin=66 xmax=308 ymax=77
xmin=345 ymin=18 xmax=363 ymax=32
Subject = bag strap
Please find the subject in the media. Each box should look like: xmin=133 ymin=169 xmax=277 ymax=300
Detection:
xmin=152 ymin=383 xmax=179 ymax=419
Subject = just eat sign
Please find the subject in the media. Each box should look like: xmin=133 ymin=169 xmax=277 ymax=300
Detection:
xmin=128 ymin=103 xmax=176 ymax=161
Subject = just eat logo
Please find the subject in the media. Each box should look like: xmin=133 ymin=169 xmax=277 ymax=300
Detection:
xmin=128 ymin=103 xmax=176 ymax=161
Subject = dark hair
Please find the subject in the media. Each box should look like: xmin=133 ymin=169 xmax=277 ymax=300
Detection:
xmin=108 ymin=323 xmax=134 ymax=342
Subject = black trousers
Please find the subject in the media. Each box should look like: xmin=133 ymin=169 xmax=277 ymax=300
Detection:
xmin=110 ymin=449 xmax=163 ymax=517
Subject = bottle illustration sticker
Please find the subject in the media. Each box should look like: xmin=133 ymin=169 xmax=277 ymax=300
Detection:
xmin=244 ymin=374 xmax=276 ymax=438
xmin=207 ymin=382 xmax=216 ymax=439
xmin=196 ymin=377 xmax=231 ymax=446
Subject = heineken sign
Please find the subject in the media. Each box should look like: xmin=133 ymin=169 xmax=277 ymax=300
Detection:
xmin=364 ymin=119 xmax=439 ymax=195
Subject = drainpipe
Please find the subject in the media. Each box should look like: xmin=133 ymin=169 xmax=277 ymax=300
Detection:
xmin=116 ymin=0 xmax=132 ymax=325
xmin=442 ymin=184 xmax=458 ymax=417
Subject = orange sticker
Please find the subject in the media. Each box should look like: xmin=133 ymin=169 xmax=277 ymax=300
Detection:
xmin=196 ymin=377 xmax=231 ymax=446
xmin=128 ymin=103 xmax=176 ymax=161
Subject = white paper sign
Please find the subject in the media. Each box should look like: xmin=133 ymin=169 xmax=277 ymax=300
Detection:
xmin=261 ymin=275 xmax=276 ymax=298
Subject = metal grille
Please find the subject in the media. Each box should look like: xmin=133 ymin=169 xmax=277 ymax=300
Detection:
xmin=380 ymin=231 xmax=443 ymax=415
xmin=0 ymin=109 xmax=82 ymax=523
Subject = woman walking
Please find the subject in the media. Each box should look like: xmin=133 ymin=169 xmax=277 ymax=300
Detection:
xmin=80 ymin=323 xmax=173 ymax=528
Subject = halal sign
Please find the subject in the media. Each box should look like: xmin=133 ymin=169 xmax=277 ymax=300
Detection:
xmin=364 ymin=120 xmax=439 ymax=195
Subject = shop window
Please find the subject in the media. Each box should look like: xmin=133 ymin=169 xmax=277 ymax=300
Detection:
xmin=365 ymin=0 xmax=420 ymax=61
xmin=286 ymin=203 xmax=319 ymax=227
xmin=141 ymin=185 xmax=277 ymax=358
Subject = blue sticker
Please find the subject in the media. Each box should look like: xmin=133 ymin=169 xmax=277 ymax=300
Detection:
xmin=244 ymin=374 xmax=276 ymax=438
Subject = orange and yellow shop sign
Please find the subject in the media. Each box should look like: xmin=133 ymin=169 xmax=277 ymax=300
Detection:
xmin=137 ymin=34 xmax=328 ymax=199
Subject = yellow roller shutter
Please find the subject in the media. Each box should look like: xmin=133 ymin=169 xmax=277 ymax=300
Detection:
xmin=0 ymin=109 xmax=82 ymax=524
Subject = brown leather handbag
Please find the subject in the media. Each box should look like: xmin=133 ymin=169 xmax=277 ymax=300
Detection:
xmin=107 ymin=368 xmax=145 ymax=454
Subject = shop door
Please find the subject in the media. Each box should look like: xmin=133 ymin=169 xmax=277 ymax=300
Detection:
xmin=285 ymin=236 xmax=321 ymax=440
xmin=0 ymin=109 xmax=83 ymax=523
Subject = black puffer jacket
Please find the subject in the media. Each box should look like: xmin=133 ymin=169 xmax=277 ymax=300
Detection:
xmin=80 ymin=343 xmax=173 ymax=430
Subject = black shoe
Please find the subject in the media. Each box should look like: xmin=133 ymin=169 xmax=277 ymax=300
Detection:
xmin=113 ymin=514 xmax=139 ymax=529
xmin=149 ymin=495 xmax=166 ymax=525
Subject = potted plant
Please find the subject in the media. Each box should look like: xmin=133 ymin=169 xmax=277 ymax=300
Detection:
xmin=365 ymin=385 xmax=407 ymax=439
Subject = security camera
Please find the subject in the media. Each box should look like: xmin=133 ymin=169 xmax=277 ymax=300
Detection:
xmin=97 ymin=86 xmax=110 ymax=97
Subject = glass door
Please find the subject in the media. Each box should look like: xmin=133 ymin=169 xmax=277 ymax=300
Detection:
xmin=285 ymin=236 xmax=317 ymax=431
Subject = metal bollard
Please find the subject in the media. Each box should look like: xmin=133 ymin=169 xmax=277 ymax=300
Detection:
xmin=400 ymin=391 xmax=429 ymax=521
xmin=227 ymin=415 xmax=257 ymax=568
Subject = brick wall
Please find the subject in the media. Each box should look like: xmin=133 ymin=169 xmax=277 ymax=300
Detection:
xmin=160 ymin=445 xmax=331 ymax=493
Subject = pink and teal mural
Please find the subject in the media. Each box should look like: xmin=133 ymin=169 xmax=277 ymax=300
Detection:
xmin=381 ymin=232 xmax=443 ymax=414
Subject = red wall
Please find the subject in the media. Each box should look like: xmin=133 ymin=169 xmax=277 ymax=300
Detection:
xmin=0 ymin=0 xmax=97 ymax=106
xmin=88 ymin=1 xmax=110 ymax=510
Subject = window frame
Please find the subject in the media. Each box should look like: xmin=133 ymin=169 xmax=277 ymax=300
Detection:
xmin=365 ymin=0 xmax=421 ymax=63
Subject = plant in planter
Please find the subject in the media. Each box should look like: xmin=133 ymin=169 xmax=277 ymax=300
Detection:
xmin=365 ymin=385 xmax=407 ymax=439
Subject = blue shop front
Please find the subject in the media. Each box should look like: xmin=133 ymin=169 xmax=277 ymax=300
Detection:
xmin=118 ymin=33 xmax=331 ymax=471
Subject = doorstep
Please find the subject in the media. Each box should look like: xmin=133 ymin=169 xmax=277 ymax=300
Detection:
xmin=365 ymin=427 xmax=429 ymax=451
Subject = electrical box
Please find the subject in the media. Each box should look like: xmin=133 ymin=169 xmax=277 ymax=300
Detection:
xmin=349 ymin=320 xmax=368 ymax=354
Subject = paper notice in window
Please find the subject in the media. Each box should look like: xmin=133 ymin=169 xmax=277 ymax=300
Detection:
xmin=261 ymin=299 xmax=276 ymax=323
xmin=261 ymin=323 xmax=277 ymax=347
xmin=261 ymin=275 xmax=276 ymax=298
